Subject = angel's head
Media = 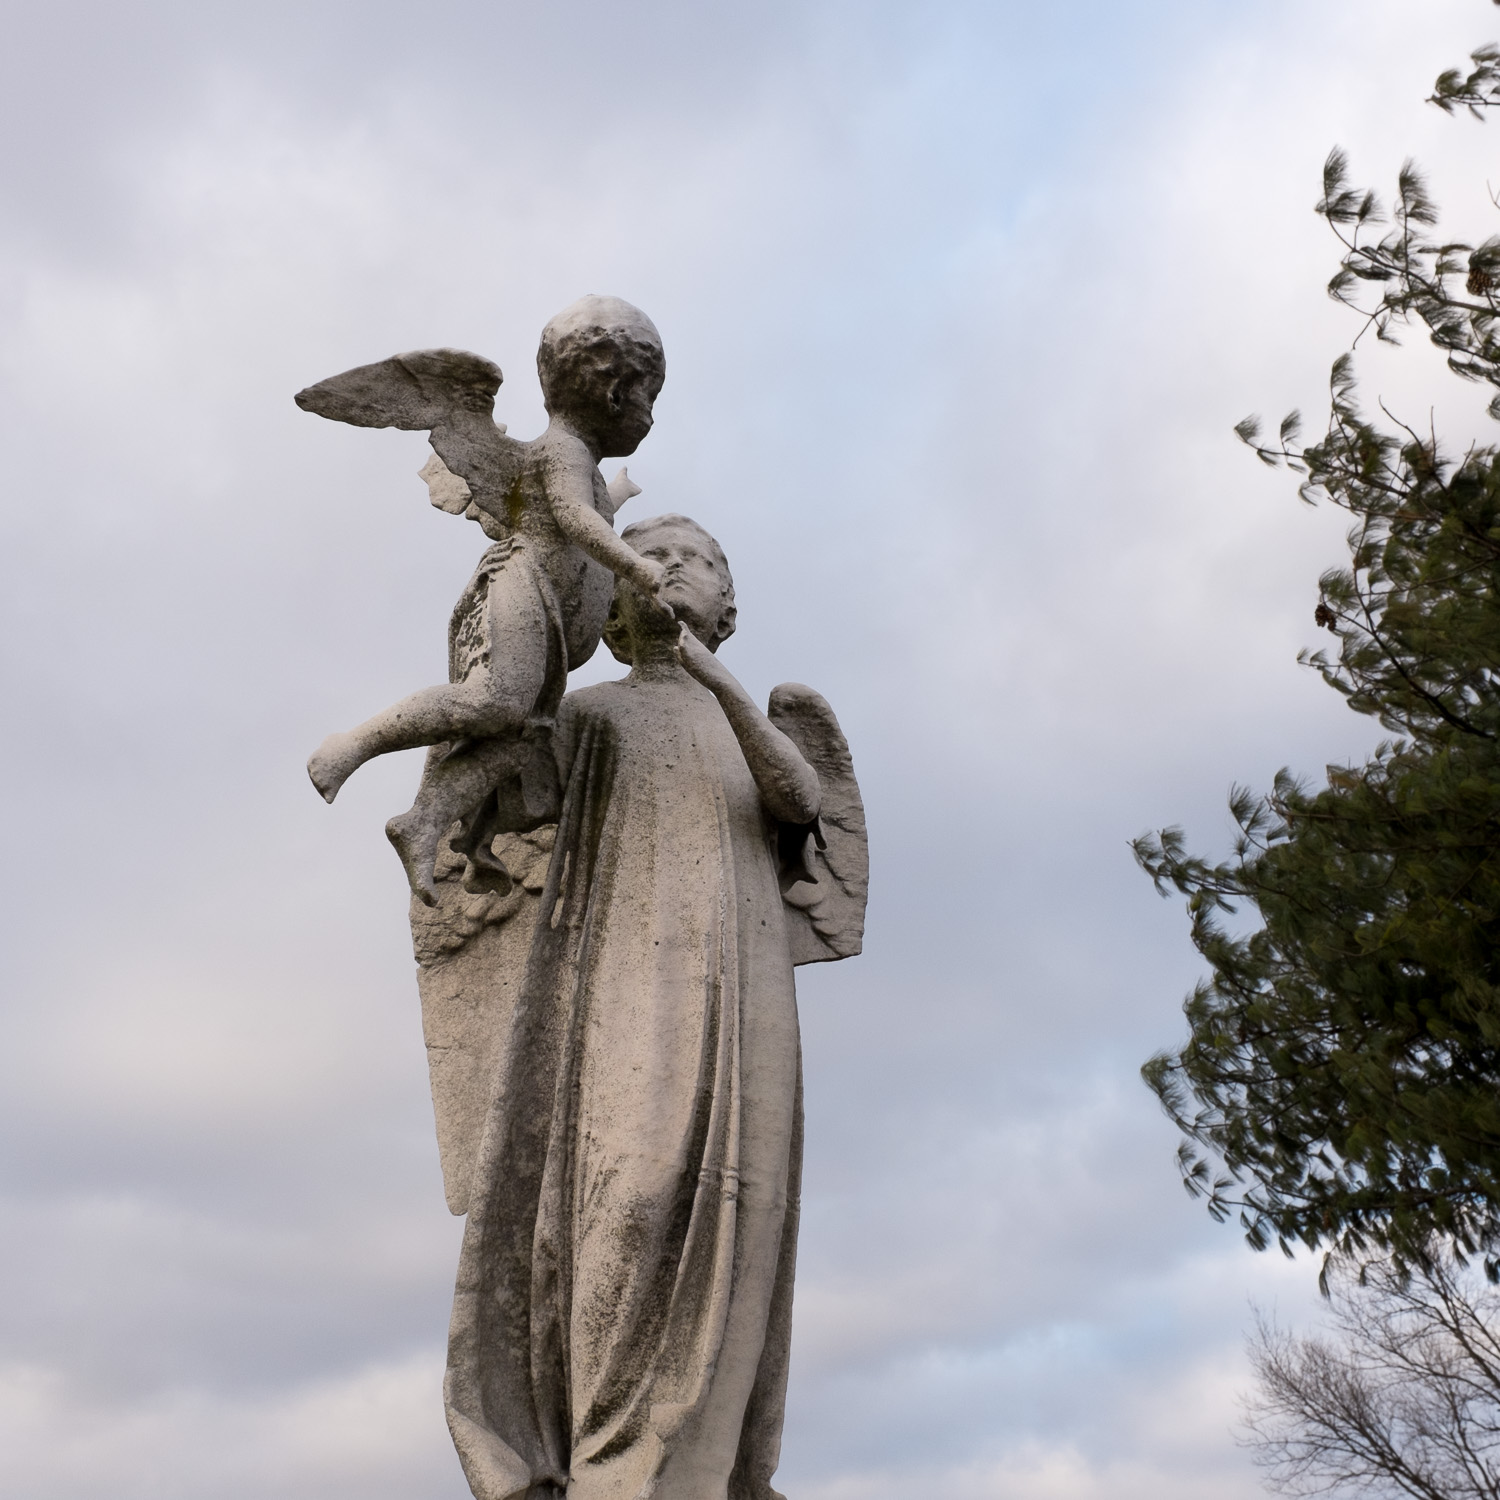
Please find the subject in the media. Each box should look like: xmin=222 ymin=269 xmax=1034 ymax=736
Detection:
xmin=603 ymin=514 xmax=736 ymax=664
xmin=538 ymin=295 xmax=665 ymax=458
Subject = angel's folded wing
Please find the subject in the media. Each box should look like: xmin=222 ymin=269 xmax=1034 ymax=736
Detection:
xmin=767 ymin=683 xmax=869 ymax=966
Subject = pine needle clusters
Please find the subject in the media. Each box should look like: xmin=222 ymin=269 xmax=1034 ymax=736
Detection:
xmin=1137 ymin=41 xmax=1500 ymax=1273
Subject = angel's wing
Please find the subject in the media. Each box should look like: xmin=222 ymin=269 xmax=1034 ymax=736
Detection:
xmin=294 ymin=347 xmax=525 ymax=524
xmin=767 ymin=683 xmax=869 ymax=966
xmin=410 ymin=824 xmax=553 ymax=1215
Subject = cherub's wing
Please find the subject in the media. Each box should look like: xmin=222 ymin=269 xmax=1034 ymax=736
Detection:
xmin=767 ymin=683 xmax=869 ymax=966
xmin=603 ymin=466 xmax=642 ymax=520
xmin=294 ymin=347 xmax=502 ymax=429
xmin=419 ymin=452 xmax=474 ymax=517
xmin=294 ymin=348 xmax=524 ymax=523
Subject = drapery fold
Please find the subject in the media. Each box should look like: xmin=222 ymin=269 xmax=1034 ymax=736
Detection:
xmin=444 ymin=676 xmax=802 ymax=1500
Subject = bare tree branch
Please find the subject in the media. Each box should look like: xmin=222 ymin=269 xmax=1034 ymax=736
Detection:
xmin=1245 ymin=1256 xmax=1500 ymax=1499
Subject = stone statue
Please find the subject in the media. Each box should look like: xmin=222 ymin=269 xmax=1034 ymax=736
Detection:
xmin=298 ymin=296 xmax=671 ymax=906
xmin=298 ymin=301 xmax=868 ymax=1500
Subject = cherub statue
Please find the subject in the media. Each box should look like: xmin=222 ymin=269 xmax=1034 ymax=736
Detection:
xmin=296 ymin=295 xmax=670 ymax=903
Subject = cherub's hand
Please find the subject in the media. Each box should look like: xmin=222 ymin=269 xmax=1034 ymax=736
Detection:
xmin=634 ymin=557 xmax=676 ymax=622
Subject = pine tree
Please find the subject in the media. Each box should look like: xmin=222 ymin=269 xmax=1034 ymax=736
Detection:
xmin=1137 ymin=27 xmax=1500 ymax=1271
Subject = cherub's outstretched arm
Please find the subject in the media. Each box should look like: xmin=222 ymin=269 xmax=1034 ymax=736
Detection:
xmin=543 ymin=447 xmax=666 ymax=598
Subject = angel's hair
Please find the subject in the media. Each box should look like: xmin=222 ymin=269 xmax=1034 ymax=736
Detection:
xmin=537 ymin=295 xmax=664 ymax=409
xmin=603 ymin=514 xmax=736 ymax=665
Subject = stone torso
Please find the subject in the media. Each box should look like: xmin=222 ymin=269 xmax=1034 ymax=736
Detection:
xmin=501 ymin=433 xmax=616 ymax=671
xmin=443 ymin=668 xmax=805 ymax=1500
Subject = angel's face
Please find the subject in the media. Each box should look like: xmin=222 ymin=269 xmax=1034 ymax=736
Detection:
xmin=630 ymin=523 xmax=730 ymax=647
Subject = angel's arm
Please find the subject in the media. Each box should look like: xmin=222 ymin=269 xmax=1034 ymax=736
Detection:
xmin=544 ymin=446 xmax=663 ymax=594
xmin=674 ymin=627 xmax=821 ymax=824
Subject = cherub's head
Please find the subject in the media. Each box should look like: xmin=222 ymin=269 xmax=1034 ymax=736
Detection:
xmin=537 ymin=295 xmax=665 ymax=458
xmin=603 ymin=514 xmax=737 ymax=664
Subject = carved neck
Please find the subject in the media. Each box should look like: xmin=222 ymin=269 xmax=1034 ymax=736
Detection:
xmin=547 ymin=410 xmax=602 ymax=463
xmin=627 ymin=629 xmax=689 ymax=682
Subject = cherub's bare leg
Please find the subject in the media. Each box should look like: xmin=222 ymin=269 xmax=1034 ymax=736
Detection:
xmin=306 ymin=576 xmax=556 ymax=809
xmin=386 ymin=738 xmax=525 ymax=906
xmin=307 ymin=680 xmax=521 ymax=803
xmin=308 ymin=555 xmax=555 ymax=803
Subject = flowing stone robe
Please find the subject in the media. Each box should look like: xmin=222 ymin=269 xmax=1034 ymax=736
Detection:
xmin=444 ymin=672 xmax=808 ymax=1500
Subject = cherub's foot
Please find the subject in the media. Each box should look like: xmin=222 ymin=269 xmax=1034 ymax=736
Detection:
xmin=307 ymin=732 xmax=363 ymax=804
xmin=460 ymin=841 xmax=515 ymax=897
xmin=386 ymin=809 xmax=442 ymax=907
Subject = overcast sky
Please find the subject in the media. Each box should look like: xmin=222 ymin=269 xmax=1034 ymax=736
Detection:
xmin=3 ymin=2 xmax=1499 ymax=1496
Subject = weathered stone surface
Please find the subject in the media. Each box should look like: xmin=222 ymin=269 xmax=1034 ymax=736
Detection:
xmin=298 ymin=296 xmax=669 ymax=908
xmin=440 ymin=514 xmax=863 ymax=1500
xmin=299 ymin=307 xmax=867 ymax=1500
xmin=410 ymin=827 xmax=552 ymax=1216
xmin=768 ymin=683 xmax=869 ymax=965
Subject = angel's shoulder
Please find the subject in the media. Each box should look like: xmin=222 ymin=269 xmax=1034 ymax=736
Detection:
xmin=560 ymin=677 xmax=631 ymax=722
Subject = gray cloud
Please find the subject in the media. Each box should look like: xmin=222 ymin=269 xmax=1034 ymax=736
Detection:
xmin=0 ymin=0 xmax=1492 ymax=1495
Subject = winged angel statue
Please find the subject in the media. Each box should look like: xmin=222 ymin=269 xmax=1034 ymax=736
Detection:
xmin=298 ymin=297 xmax=868 ymax=1500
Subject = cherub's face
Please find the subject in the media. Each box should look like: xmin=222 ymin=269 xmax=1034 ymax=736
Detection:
xmin=631 ymin=524 xmax=727 ymax=645
xmin=550 ymin=335 xmax=664 ymax=456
